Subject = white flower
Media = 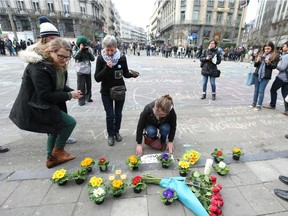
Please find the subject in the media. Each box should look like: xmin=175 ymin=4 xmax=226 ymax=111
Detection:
xmin=218 ymin=161 xmax=226 ymax=169
xmin=93 ymin=187 xmax=105 ymax=197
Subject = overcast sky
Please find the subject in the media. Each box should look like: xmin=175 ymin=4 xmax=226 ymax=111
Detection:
xmin=112 ymin=0 xmax=257 ymax=28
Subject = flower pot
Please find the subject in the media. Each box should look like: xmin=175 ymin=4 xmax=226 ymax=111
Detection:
xmin=214 ymin=158 xmax=222 ymax=163
xmin=75 ymin=179 xmax=85 ymax=185
xmin=95 ymin=199 xmax=105 ymax=205
xmin=133 ymin=188 xmax=142 ymax=194
xmin=164 ymin=200 xmax=172 ymax=205
xmin=58 ymin=180 xmax=68 ymax=186
xmin=99 ymin=165 xmax=107 ymax=172
xmin=113 ymin=193 xmax=122 ymax=198
xmin=86 ymin=167 xmax=92 ymax=173
xmin=217 ymin=172 xmax=226 ymax=176
xmin=179 ymin=172 xmax=187 ymax=177
xmin=132 ymin=166 xmax=138 ymax=171
xmin=233 ymin=155 xmax=240 ymax=160
xmin=162 ymin=164 xmax=169 ymax=169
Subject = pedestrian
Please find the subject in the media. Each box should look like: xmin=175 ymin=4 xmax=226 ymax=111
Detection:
xmin=263 ymin=41 xmax=288 ymax=114
xmin=72 ymin=36 xmax=95 ymax=106
xmin=9 ymin=38 xmax=83 ymax=168
xmin=200 ymin=39 xmax=222 ymax=100
xmin=94 ymin=35 xmax=139 ymax=146
xmin=250 ymin=41 xmax=279 ymax=111
xmin=135 ymin=94 xmax=177 ymax=156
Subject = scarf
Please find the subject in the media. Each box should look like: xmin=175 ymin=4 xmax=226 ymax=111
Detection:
xmin=101 ymin=48 xmax=121 ymax=66
xmin=258 ymin=53 xmax=270 ymax=81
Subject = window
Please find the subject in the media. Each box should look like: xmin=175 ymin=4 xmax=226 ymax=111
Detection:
xmin=206 ymin=12 xmax=212 ymax=23
xmin=47 ymin=1 xmax=54 ymax=13
xmin=192 ymin=10 xmax=199 ymax=21
xmin=32 ymin=0 xmax=40 ymax=11
xmin=181 ymin=11 xmax=185 ymax=21
xmin=181 ymin=0 xmax=186 ymax=6
xmin=0 ymin=1 xmax=4 ymax=7
xmin=17 ymin=0 xmax=25 ymax=11
xmin=229 ymin=0 xmax=235 ymax=7
xmin=218 ymin=0 xmax=224 ymax=7
xmin=207 ymin=0 xmax=213 ymax=6
xmin=227 ymin=13 xmax=232 ymax=24
xmin=63 ymin=0 xmax=69 ymax=14
xmin=194 ymin=0 xmax=200 ymax=5
xmin=80 ymin=6 xmax=86 ymax=15
xmin=217 ymin=12 xmax=223 ymax=23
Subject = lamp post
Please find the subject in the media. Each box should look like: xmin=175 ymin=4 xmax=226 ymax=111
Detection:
xmin=7 ymin=5 xmax=18 ymax=41
xmin=146 ymin=25 xmax=150 ymax=45
xmin=236 ymin=2 xmax=248 ymax=46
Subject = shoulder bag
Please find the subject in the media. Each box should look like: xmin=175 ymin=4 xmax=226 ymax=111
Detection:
xmin=110 ymin=85 xmax=126 ymax=101
xmin=245 ymin=69 xmax=255 ymax=86
xmin=75 ymin=61 xmax=91 ymax=75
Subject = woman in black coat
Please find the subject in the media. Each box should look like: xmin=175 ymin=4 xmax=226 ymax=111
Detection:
xmin=9 ymin=38 xmax=82 ymax=168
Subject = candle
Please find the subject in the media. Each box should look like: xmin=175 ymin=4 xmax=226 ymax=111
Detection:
xmin=204 ymin=159 xmax=213 ymax=175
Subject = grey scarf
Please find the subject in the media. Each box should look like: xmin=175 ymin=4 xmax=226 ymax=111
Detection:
xmin=101 ymin=48 xmax=121 ymax=66
xmin=258 ymin=53 xmax=270 ymax=81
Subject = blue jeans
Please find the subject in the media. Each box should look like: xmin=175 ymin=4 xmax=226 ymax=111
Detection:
xmin=101 ymin=94 xmax=125 ymax=136
xmin=269 ymin=77 xmax=288 ymax=111
xmin=253 ymin=77 xmax=269 ymax=106
xmin=146 ymin=123 xmax=170 ymax=143
xmin=202 ymin=76 xmax=216 ymax=93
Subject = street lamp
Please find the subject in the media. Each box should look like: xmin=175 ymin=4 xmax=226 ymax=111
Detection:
xmin=146 ymin=25 xmax=150 ymax=45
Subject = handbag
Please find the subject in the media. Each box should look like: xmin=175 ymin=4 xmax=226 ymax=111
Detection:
xmin=75 ymin=61 xmax=91 ymax=75
xmin=215 ymin=69 xmax=221 ymax=78
xmin=110 ymin=85 xmax=126 ymax=101
xmin=245 ymin=70 xmax=255 ymax=86
xmin=143 ymin=134 xmax=162 ymax=150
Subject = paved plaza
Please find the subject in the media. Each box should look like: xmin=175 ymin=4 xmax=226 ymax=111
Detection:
xmin=1 ymin=53 xmax=288 ymax=215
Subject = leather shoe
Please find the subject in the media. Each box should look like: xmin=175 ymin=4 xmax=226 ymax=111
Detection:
xmin=87 ymin=99 xmax=93 ymax=102
xmin=115 ymin=133 xmax=122 ymax=142
xmin=0 ymin=146 xmax=9 ymax=153
xmin=108 ymin=136 xmax=115 ymax=146
xmin=279 ymin=175 xmax=288 ymax=185
xmin=274 ymin=189 xmax=288 ymax=201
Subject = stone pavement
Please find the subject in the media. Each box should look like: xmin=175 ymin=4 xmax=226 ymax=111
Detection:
xmin=1 ymin=53 xmax=288 ymax=215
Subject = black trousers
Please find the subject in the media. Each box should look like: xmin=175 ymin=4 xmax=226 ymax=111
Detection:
xmin=77 ymin=73 xmax=92 ymax=105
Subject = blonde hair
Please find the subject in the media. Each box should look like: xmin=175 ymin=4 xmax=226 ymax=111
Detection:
xmin=155 ymin=94 xmax=174 ymax=113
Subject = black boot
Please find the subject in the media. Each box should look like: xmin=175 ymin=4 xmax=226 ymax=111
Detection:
xmin=212 ymin=94 xmax=216 ymax=100
xmin=201 ymin=94 xmax=206 ymax=100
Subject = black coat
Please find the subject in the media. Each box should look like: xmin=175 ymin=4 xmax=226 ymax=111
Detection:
xmin=9 ymin=61 xmax=73 ymax=134
xmin=253 ymin=57 xmax=279 ymax=80
xmin=200 ymin=48 xmax=221 ymax=77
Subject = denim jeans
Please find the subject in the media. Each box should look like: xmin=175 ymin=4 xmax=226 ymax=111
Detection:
xmin=253 ymin=77 xmax=269 ymax=106
xmin=202 ymin=76 xmax=216 ymax=93
xmin=269 ymin=77 xmax=288 ymax=111
xmin=101 ymin=94 xmax=125 ymax=136
xmin=77 ymin=73 xmax=92 ymax=105
xmin=146 ymin=123 xmax=170 ymax=143
xmin=47 ymin=111 xmax=76 ymax=156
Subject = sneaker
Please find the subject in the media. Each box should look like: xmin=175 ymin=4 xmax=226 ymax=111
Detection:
xmin=0 ymin=146 xmax=9 ymax=153
xmin=263 ymin=104 xmax=275 ymax=109
xmin=249 ymin=103 xmax=256 ymax=108
xmin=254 ymin=106 xmax=261 ymax=111
xmin=66 ymin=137 xmax=77 ymax=144
xmin=115 ymin=133 xmax=122 ymax=142
xmin=282 ymin=111 xmax=288 ymax=116
xmin=87 ymin=99 xmax=93 ymax=102
xmin=108 ymin=136 xmax=115 ymax=146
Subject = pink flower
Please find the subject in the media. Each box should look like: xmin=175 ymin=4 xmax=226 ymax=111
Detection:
xmin=209 ymin=205 xmax=218 ymax=213
xmin=210 ymin=175 xmax=217 ymax=184
xmin=212 ymin=186 xmax=220 ymax=194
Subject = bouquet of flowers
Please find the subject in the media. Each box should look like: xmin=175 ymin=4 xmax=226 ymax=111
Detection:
xmin=98 ymin=157 xmax=109 ymax=172
xmin=87 ymin=176 xmax=105 ymax=189
xmin=71 ymin=168 xmax=86 ymax=185
xmin=157 ymin=153 xmax=173 ymax=168
xmin=182 ymin=149 xmax=201 ymax=165
xmin=186 ymin=171 xmax=223 ymax=215
xmin=160 ymin=188 xmax=178 ymax=205
xmin=81 ymin=157 xmax=95 ymax=173
xmin=130 ymin=175 xmax=147 ymax=193
xmin=211 ymin=149 xmax=225 ymax=163
xmin=88 ymin=186 xmax=107 ymax=205
xmin=178 ymin=160 xmax=190 ymax=177
xmin=213 ymin=161 xmax=230 ymax=176
xmin=51 ymin=168 xmax=69 ymax=186
xmin=108 ymin=170 xmax=128 ymax=197
xmin=232 ymin=147 xmax=244 ymax=160
xmin=126 ymin=155 xmax=142 ymax=170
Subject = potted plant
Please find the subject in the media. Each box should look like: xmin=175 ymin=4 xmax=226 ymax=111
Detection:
xmin=178 ymin=160 xmax=190 ymax=177
xmin=130 ymin=176 xmax=147 ymax=193
xmin=211 ymin=148 xmax=225 ymax=163
xmin=51 ymin=168 xmax=69 ymax=186
xmin=157 ymin=153 xmax=173 ymax=168
xmin=71 ymin=168 xmax=86 ymax=185
xmin=88 ymin=186 xmax=107 ymax=205
xmin=87 ymin=176 xmax=105 ymax=189
xmin=81 ymin=157 xmax=95 ymax=173
xmin=126 ymin=155 xmax=142 ymax=170
xmin=108 ymin=171 xmax=128 ymax=198
xmin=232 ymin=147 xmax=244 ymax=160
xmin=98 ymin=157 xmax=109 ymax=172
xmin=160 ymin=188 xmax=178 ymax=205
xmin=182 ymin=149 xmax=201 ymax=165
xmin=213 ymin=161 xmax=230 ymax=176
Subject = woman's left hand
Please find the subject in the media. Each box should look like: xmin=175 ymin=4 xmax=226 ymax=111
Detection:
xmin=166 ymin=142 xmax=174 ymax=154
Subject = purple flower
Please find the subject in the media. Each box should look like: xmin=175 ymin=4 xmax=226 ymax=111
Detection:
xmin=161 ymin=153 xmax=169 ymax=160
xmin=162 ymin=188 xmax=174 ymax=199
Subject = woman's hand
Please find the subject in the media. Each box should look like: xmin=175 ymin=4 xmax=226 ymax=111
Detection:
xmin=136 ymin=144 xmax=143 ymax=156
xmin=107 ymin=60 xmax=113 ymax=68
xmin=70 ymin=90 xmax=83 ymax=99
xmin=166 ymin=142 xmax=174 ymax=154
xmin=130 ymin=70 xmax=139 ymax=78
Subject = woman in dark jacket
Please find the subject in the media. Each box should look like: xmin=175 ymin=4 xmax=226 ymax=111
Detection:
xmin=95 ymin=35 xmax=139 ymax=146
xmin=135 ymin=94 xmax=176 ymax=156
xmin=9 ymin=38 xmax=82 ymax=168
xmin=200 ymin=40 xmax=221 ymax=100
xmin=250 ymin=41 xmax=279 ymax=111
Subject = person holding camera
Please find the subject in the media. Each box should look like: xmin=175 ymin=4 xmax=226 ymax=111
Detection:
xmin=249 ymin=41 xmax=279 ymax=111
xmin=73 ymin=36 xmax=95 ymax=106
xmin=200 ymin=40 xmax=221 ymax=100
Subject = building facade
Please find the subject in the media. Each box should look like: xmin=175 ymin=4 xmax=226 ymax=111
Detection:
xmin=120 ymin=20 xmax=146 ymax=44
xmin=149 ymin=0 xmax=246 ymax=47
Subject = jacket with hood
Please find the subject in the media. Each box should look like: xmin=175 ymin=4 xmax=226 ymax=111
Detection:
xmin=9 ymin=46 xmax=73 ymax=134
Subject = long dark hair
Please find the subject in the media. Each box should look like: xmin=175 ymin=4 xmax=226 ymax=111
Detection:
xmin=258 ymin=41 xmax=277 ymax=62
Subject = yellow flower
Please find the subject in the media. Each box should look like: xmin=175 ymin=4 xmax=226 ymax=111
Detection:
xmin=183 ymin=154 xmax=189 ymax=160
xmin=109 ymin=175 xmax=115 ymax=182
xmin=120 ymin=174 xmax=126 ymax=180
xmin=52 ymin=169 xmax=66 ymax=179
xmin=115 ymin=169 xmax=122 ymax=176
xmin=81 ymin=157 xmax=93 ymax=167
xmin=129 ymin=155 xmax=138 ymax=164
xmin=89 ymin=177 xmax=103 ymax=187
xmin=233 ymin=148 xmax=241 ymax=153
xmin=112 ymin=179 xmax=123 ymax=189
